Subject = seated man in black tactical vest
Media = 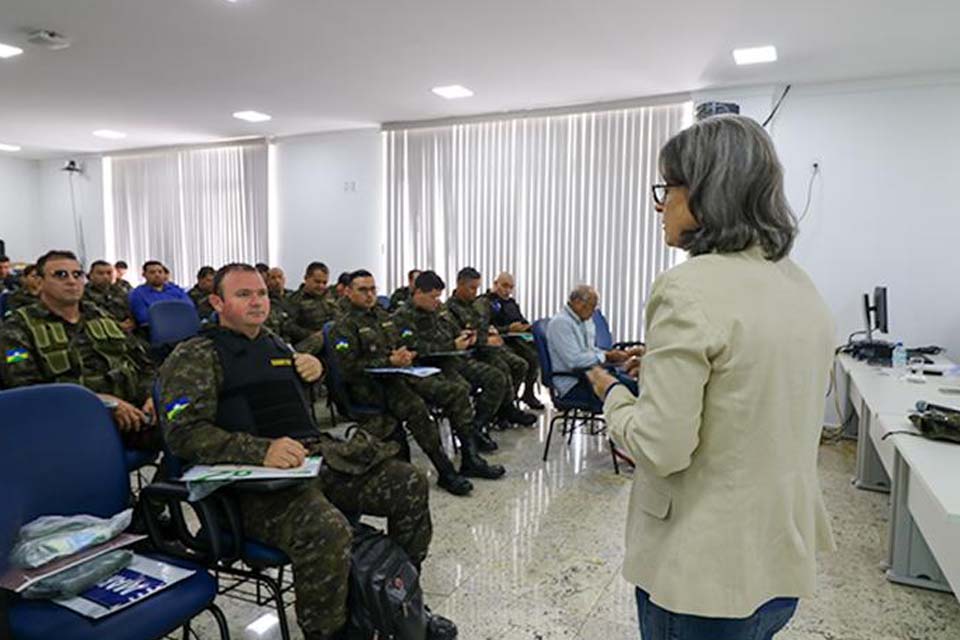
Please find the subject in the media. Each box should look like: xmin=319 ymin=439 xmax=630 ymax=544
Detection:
xmin=157 ymin=263 xmax=455 ymax=640
xmin=0 ymin=250 xmax=159 ymax=450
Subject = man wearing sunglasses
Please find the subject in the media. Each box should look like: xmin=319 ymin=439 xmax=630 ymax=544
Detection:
xmin=0 ymin=250 xmax=158 ymax=448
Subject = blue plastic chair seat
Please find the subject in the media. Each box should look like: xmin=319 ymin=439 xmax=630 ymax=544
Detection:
xmin=124 ymin=448 xmax=159 ymax=472
xmin=243 ymin=539 xmax=291 ymax=568
xmin=9 ymin=554 xmax=218 ymax=640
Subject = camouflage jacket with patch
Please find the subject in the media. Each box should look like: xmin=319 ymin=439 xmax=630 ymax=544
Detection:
xmin=0 ymin=300 xmax=153 ymax=402
xmin=444 ymin=295 xmax=493 ymax=346
xmin=390 ymin=304 xmax=460 ymax=355
xmin=159 ymin=328 xmax=396 ymax=471
xmin=286 ymin=288 xmax=340 ymax=343
xmin=83 ymin=282 xmax=134 ymax=324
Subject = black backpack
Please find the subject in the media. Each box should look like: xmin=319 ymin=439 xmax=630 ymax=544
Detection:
xmin=346 ymin=523 xmax=428 ymax=640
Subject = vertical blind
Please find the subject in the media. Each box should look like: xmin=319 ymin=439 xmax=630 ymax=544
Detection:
xmin=385 ymin=102 xmax=691 ymax=339
xmin=108 ymin=142 xmax=268 ymax=287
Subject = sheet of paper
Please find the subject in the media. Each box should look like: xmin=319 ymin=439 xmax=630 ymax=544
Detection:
xmin=364 ymin=366 xmax=441 ymax=378
xmin=180 ymin=456 xmax=322 ymax=483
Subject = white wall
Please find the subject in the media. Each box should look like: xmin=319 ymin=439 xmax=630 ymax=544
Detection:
xmin=0 ymin=155 xmax=41 ymax=261
xmin=273 ymin=128 xmax=384 ymax=284
xmin=696 ymin=75 xmax=960 ymax=361
xmin=37 ymin=157 xmax=106 ymax=265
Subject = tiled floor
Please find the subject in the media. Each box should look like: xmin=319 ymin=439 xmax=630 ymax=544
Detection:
xmin=183 ymin=404 xmax=960 ymax=640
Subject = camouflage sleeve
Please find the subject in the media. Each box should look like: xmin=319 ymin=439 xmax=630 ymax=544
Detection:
xmin=158 ymin=337 xmax=272 ymax=465
xmin=128 ymin=333 xmax=157 ymax=402
xmin=285 ymin=302 xmax=315 ymax=344
xmin=329 ymin=319 xmax=389 ymax=380
xmin=0 ymin=315 xmax=47 ymax=389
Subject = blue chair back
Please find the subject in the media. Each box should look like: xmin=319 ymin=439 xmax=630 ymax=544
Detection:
xmin=0 ymin=384 xmax=129 ymax=524
xmin=593 ymin=308 xmax=613 ymax=350
xmin=531 ymin=319 xmax=557 ymax=393
xmin=376 ymin=295 xmax=391 ymax=310
xmin=0 ymin=290 xmax=8 ymax=318
xmin=149 ymin=299 xmax=201 ymax=347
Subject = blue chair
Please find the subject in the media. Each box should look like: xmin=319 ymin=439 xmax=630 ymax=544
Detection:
xmin=148 ymin=299 xmax=201 ymax=348
xmin=0 ymin=384 xmax=227 ymax=640
xmin=0 ymin=290 xmax=8 ymax=318
xmin=593 ymin=308 xmax=644 ymax=351
xmin=532 ymin=319 xmax=622 ymax=473
xmin=377 ymin=295 xmax=391 ymax=310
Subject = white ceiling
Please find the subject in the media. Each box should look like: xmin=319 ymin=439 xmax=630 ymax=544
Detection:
xmin=1 ymin=0 xmax=959 ymax=158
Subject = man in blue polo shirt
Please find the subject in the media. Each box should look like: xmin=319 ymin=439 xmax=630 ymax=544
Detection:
xmin=128 ymin=260 xmax=191 ymax=326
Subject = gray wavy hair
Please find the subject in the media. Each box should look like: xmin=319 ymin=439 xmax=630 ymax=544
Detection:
xmin=659 ymin=115 xmax=797 ymax=260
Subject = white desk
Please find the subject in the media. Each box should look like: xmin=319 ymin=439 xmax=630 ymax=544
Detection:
xmin=835 ymin=354 xmax=960 ymax=595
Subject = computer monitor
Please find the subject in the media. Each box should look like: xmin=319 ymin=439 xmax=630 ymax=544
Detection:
xmin=863 ymin=286 xmax=888 ymax=341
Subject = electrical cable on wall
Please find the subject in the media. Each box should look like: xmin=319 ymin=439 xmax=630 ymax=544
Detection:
xmin=797 ymin=163 xmax=820 ymax=224
xmin=762 ymin=84 xmax=791 ymax=128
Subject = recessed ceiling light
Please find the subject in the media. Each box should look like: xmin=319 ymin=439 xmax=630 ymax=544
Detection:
xmin=0 ymin=142 xmax=22 ymax=152
xmin=733 ymin=46 xmax=778 ymax=66
xmin=93 ymin=129 xmax=127 ymax=140
xmin=432 ymin=85 xmax=474 ymax=99
xmin=0 ymin=42 xmax=24 ymax=59
xmin=233 ymin=110 xmax=272 ymax=123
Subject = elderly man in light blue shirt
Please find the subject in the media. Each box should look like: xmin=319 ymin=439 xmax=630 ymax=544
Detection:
xmin=547 ymin=285 xmax=641 ymax=401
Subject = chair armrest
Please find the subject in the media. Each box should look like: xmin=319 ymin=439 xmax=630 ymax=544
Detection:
xmin=227 ymin=479 xmax=307 ymax=493
xmin=141 ymin=480 xmax=240 ymax=564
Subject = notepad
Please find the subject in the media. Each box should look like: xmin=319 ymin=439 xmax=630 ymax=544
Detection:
xmin=365 ymin=366 xmax=441 ymax=378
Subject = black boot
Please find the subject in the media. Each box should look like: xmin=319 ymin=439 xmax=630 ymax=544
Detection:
xmin=521 ymin=386 xmax=545 ymax=410
xmin=460 ymin=438 xmax=506 ymax=479
xmin=473 ymin=424 xmax=499 ymax=452
xmin=427 ymin=610 xmax=458 ymax=639
xmin=505 ymin=404 xmax=537 ymax=427
xmin=433 ymin=453 xmax=473 ymax=495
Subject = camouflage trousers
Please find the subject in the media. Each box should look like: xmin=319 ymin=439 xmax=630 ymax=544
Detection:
xmin=405 ymin=371 xmax=476 ymax=443
xmin=507 ymin=339 xmax=541 ymax=391
xmin=449 ymin=357 xmax=509 ymax=424
xmin=479 ymin=346 xmax=528 ymax=397
xmin=239 ymin=458 xmax=431 ymax=639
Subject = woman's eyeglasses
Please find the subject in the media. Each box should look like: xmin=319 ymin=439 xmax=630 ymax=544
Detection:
xmin=651 ymin=183 xmax=683 ymax=206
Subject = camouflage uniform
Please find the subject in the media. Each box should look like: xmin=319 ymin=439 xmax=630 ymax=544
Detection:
xmin=391 ymin=304 xmax=511 ymax=426
xmin=444 ymin=295 xmax=529 ymax=396
xmin=330 ymin=302 xmax=505 ymax=487
xmin=0 ymin=300 xmax=158 ymax=448
xmin=114 ymin=279 xmax=133 ymax=295
xmin=3 ymin=289 xmax=39 ymax=316
xmin=269 ymin=288 xmax=296 ymax=316
xmin=478 ymin=291 xmax=541 ymax=396
xmin=286 ymin=288 xmax=339 ymax=353
xmin=187 ymin=285 xmax=215 ymax=322
xmin=84 ymin=282 xmax=135 ymax=325
xmin=388 ymin=286 xmax=413 ymax=312
xmin=158 ymin=328 xmax=432 ymax=640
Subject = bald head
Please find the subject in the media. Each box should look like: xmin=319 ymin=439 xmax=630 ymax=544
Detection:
xmin=266 ymin=267 xmax=286 ymax=295
xmin=492 ymin=272 xmax=516 ymax=299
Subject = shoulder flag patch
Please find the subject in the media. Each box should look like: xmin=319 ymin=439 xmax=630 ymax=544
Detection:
xmin=5 ymin=348 xmax=29 ymax=364
xmin=335 ymin=339 xmax=350 ymax=352
xmin=400 ymin=328 xmax=414 ymax=339
xmin=164 ymin=397 xmax=190 ymax=421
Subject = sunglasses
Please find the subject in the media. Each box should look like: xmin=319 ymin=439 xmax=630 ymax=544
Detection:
xmin=49 ymin=269 xmax=86 ymax=281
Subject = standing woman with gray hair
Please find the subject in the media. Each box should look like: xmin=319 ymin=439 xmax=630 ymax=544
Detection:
xmin=587 ymin=115 xmax=835 ymax=640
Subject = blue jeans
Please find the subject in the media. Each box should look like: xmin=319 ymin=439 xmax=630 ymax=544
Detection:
xmin=635 ymin=588 xmax=797 ymax=640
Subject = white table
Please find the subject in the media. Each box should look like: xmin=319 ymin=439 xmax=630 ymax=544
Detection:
xmin=835 ymin=354 xmax=960 ymax=595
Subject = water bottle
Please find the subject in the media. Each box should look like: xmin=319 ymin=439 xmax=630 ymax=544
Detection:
xmin=892 ymin=341 xmax=908 ymax=376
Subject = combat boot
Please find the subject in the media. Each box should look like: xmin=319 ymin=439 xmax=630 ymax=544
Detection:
xmin=459 ymin=438 xmax=506 ymax=480
xmin=432 ymin=453 xmax=473 ymax=495
xmin=504 ymin=404 xmax=537 ymax=427
xmin=427 ymin=609 xmax=459 ymax=639
xmin=473 ymin=422 xmax=499 ymax=452
xmin=521 ymin=386 xmax=545 ymax=410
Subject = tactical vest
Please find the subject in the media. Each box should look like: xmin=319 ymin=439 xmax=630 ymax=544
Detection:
xmin=206 ymin=328 xmax=319 ymax=440
xmin=16 ymin=307 xmax=140 ymax=399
